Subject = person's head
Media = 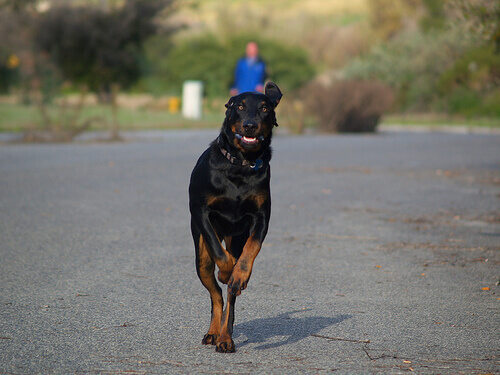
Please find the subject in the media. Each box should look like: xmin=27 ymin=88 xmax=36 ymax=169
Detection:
xmin=245 ymin=42 xmax=259 ymax=59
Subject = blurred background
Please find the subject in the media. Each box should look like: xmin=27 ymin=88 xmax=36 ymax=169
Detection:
xmin=0 ymin=0 xmax=498 ymax=141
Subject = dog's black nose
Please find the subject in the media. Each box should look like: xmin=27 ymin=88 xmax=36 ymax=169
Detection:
xmin=243 ymin=122 xmax=258 ymax=133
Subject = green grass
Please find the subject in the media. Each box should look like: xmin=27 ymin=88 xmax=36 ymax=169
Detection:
xmin=1 ymin=102 xmax=499 ymax=135
xmin=0 ymin=103 xmax=222 ymax=132
xmin=0 ymin=103 xmax=39 ymax=132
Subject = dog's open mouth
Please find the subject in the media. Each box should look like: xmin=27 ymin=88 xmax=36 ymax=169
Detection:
xmin=236 ymin=134 xmax=264 ymax=147
xmin=241 ymin=136 xmax=258 ymax=144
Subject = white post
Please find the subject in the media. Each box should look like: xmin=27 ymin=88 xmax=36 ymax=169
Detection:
xmin=182 ymin=81 xmax=203 ymax=119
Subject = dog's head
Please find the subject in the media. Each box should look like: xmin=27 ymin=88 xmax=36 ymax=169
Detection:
xmin=222 ymin=82 xmax=282 ymax=154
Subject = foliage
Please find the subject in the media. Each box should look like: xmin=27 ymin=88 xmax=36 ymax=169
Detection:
xmin=0 ymin=52 xmax=20 ymax=94
xmin=438 ymin=47 xmax=500 ymax=94
xmin=445 ymin=0 xmax=500 ymax=48
xmin=301 ymin=80 xmax=394 ymax=133
xmin=419 ymin=0 xmax=446 ymax=31
xmin=140 ymin=34 xmax=315 ymax=98
xmin=344 ymin=28 xmax=482 ymax=111
xmin=0 ymin=0 xmax=36 ymax=10
xmin=367 ymin=0 xmax=421 ymax=40
xmin=35 ymin=0 xmax=172 ymax=101
xmin=0 ymin=5 xmax=33 ymax=95
xmin=437 ymin=47 xmax=500 ymax=116
xmin=345 ymin=0 xmax=500 ymax=118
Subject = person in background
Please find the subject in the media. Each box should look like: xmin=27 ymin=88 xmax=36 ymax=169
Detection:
xmin=230 ymin=42 xmax=267 ymax=96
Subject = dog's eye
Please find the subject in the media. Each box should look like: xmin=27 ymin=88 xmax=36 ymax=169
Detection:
xmin=262 ymin=106 xmax=268 ymax=113
xmin=238 ymin=105 xmax=244 ymax=110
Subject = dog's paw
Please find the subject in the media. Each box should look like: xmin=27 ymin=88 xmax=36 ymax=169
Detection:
xmin=215 ymin=339 xmax=235 ymax=353
xmin=202 ymin=334 xmax=218 ymax=345
xmin=228 ymin=277 xmax=246 ymax=296
xmin=228 ymin=268 xmax=250 ymax=296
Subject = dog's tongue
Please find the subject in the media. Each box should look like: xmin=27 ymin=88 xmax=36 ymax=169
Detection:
xmin=242 ymin=136 xmax=258 ymax=144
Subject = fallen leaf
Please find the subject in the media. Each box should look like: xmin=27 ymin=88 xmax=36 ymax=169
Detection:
xmin=482 ymin=287 xmax=490 ymax=291
xmin=374 ymin=265 xmax=382 ymax=268
xmin=421 ymin=273 xmax=426 ymax=276
xmin=403 ymin=360 xmax=412 ymax=364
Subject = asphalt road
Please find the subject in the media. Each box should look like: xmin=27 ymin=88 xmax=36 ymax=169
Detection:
xmin=0 ymin=129 xmax=499 ymax=374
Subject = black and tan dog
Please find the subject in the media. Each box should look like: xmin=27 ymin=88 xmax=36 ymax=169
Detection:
xmin=189 ymin=82 xmax=282 ymax=353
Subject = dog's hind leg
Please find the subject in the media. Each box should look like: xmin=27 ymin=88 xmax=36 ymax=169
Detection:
xmin=193 ymin=221 xmax=223 ymax=345
xmin=216 ymin=290 xmax=236 ymax=353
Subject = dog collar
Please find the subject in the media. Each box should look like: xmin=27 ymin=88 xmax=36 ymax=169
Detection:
xmin=217 ymin=137 xmax=264 ymax=170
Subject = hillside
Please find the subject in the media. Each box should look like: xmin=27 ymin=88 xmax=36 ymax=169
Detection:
xmin=168 ymin=0 xmax=368 ymax=42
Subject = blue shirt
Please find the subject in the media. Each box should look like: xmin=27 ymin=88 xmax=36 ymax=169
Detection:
xmin=232 ymin=57 xmax=267 ymax=93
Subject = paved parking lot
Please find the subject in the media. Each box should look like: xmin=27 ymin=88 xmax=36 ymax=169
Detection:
xmin=1 ymin=130 xmax=499 ymax=374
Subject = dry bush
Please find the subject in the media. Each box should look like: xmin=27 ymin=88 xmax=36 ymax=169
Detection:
xmin=301 ymin=80 xmax=394 ymax=133
xmin=276 ymin=98 xmax=307 ymax=134
xmin=22 ymin=86 xmax=105 ymax=142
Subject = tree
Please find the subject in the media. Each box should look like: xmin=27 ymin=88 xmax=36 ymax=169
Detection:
xmin=0 ymin=0 xmax=36 ymax=11
xmin=35 ymin=0 xmax=173 ymax=101
xmin=445 ymin=0 xmax=500 ymax=52
xmin=0 ymin=2 xmax=36 ymax=96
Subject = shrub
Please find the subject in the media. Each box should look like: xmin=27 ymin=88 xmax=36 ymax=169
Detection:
xmin=140 ymin=34 xmax=315 ymax=98
xmin=23 ymin=86 xmax=105 ymax=143
xmin=443 ymin=87 xmax=500 ymax=118
xmin=438 ymin=47 xmax=500 ymax=94
xmin=301 ymin=80 xmax=394 ymax=133
xmin=436 ymin=46 xmax=500 ymax=116
xmin=344 ymin=28 xmax=481 ymax=111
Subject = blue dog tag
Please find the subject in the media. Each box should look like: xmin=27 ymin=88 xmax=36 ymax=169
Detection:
xmin=251 ymin=159 xmax=263 ymax=170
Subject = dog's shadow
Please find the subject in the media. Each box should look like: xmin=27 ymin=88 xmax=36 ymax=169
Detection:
xmin=234 ymin=310 xmax=351 ymax=350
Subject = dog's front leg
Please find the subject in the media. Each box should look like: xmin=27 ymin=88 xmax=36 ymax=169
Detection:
xmin=228 ymin=209 xmax=269 ymax=296
xmin=228 ymin=235 xmax=262 ymax=296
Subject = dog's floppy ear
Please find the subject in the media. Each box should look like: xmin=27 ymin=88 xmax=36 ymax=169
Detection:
xmin=265 ymin=82 xmax=283 ymax=107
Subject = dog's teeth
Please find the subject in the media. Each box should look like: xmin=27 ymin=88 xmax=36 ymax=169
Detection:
xmin=243 ymin=136 xmax=257 ymax=143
